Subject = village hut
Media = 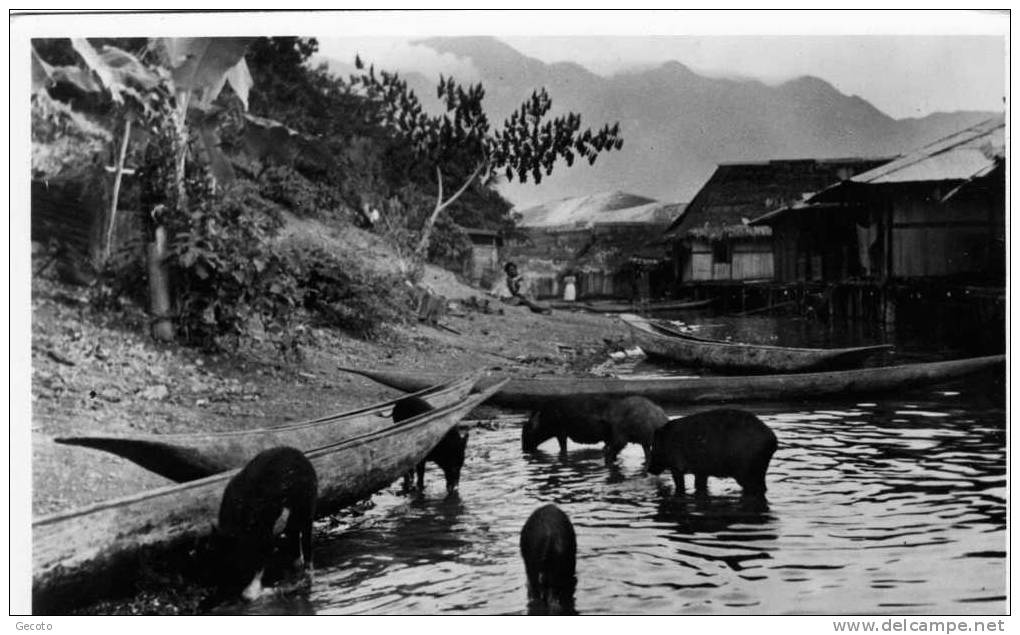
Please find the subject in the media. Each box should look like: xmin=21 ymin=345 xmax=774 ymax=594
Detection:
xmin=664 ymin=158 xmax=892 ymax=284
xmin=458 ymin=226 xmax=503 ymax=287
xmin=505 ymin=191 xmax=684 ymax=300
xmin=751 ymin=116 xmax=1005 ymax=284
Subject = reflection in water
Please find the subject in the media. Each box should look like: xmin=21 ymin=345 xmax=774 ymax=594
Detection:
xmin=238 ymin=368 xmax=1003 ymax=615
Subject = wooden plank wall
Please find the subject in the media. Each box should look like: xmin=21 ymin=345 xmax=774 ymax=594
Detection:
xmin=891 ymin=196 xmax=993 ymax=277
xmin=686 ymin=240 xmax=773 ymax=281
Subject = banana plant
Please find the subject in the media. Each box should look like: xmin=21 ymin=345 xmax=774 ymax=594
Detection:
xmin=35 ymin=37 xmax=256 ymax=341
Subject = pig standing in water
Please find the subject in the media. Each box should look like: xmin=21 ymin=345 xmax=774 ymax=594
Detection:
xmin=648 ymin=408 xmax=777 ymax=496
xmin=520 ymin=504 xmax=577 ymax=614
xmin=523 ymin=395 xmax=668 ymax=465
xmin=210 ymin=446 xmax=318 ymax=605
xmin=393 ymin=396 xmax=469 ymax=494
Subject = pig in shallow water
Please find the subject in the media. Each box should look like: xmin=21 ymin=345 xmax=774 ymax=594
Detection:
xmin=211 ymin=446 xmax=318 ymax=605
xmin=520 ymin=504 xmax=577 ymax=614
xmin=648 ymin=408 xmax=777 ymax=496
xmin=522 ymin=395 xmax=668 ymax=465
xmin=393 ymin=396 xmax=469 ymax=494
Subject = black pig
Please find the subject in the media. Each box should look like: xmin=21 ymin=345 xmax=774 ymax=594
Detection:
xmin=648 ymin=408 xmax=777 ymax=496
xmin=520 ymin=504 xmax=577 ymax=614
xmin=522 ymin=395 xmax=668 ymax=465
xmin=393 ymin=396 xmax=469 ymax=494
xmin=211 ymin=446 xmax=318 ymax=605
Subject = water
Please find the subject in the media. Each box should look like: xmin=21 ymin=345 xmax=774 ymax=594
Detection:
xmin=236 ymin=316 xmax=1005 ymax=615
xmin=234 ymin=378 xmax=1005 ymax=615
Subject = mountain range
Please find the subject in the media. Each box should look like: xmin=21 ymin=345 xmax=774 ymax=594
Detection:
xmin=320 ymin=37 xmax=999 ymax=209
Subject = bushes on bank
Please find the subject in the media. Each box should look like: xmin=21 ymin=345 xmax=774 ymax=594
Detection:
xmin=90 ymin=181 xmax=412 ymax=353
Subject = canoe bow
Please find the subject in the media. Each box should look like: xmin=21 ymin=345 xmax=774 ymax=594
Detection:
xmin=33 ymin=379 xmax=507 ymax=613
xmin=53 ymin=372 xmax=482 ymax=482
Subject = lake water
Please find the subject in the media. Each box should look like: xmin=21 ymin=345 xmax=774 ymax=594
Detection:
xmin=238 ymin=385 xmax=1004 ymax=613
xmin=223 ymin=314 xmax=1007 ymax=615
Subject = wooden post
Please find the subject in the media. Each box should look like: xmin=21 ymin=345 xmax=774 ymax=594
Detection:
xmin=104 ymin=115 xmax=133 ymax=263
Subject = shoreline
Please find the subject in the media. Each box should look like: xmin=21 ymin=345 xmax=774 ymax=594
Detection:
xmin=30 ymin=275 xmax=628 ymax=517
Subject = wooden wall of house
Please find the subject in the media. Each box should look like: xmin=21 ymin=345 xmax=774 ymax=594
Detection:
xmin=769 ymin=214 xmax=861 ymax=283
xmin=890 ymin=193 xmax=999 ymax=278
xmin=732 ymin=243 xmax=774 ymax=280
xmin=770 ymin=219 xmax=799 ymax=282
xmin=685 ymin=239 xmax=773 ymax=282
xmin=463 ymin=242 xmax=499 ymax=284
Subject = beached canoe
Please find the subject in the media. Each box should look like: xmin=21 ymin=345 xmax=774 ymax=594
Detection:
xmin=53 ymin=372 xmax=480 ymax=482
xmin=621 ymin=313 xmax=894 ymax=373
xmin=582 ymin=298 xmax=714 ymax=314
xmin=339 ymin=355 xmax=1003 ymax=409
xmin=32 ymin=380 xmax=506 ymax=613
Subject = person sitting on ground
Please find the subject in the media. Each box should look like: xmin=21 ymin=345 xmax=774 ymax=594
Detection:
xmin=488 ymin=262 xmax=550 ymax=314
xmin=504 ymin=262 xmax=524 ymax=297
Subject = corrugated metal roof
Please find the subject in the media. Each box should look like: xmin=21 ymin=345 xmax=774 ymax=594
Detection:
xmin=749 ymin=117 xmax=1006 ymax=226
xmin=848 ymin=116 xmax=1004 ymax=185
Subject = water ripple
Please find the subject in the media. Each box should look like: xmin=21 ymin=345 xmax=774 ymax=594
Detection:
xmin=242 ymin=372 xmax=1003 ymax=615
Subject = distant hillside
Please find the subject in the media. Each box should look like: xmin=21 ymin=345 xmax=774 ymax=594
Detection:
xmin=516 ymin=190 xmax=681 ymax=228
xmin=320 ymin=37 xmax=1000 ymax=208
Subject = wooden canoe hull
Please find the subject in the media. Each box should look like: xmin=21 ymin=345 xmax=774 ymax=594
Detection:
xmin=582 ymin=298 xmax=713 ymax=313
xmin=340 ymin=355 xmax=1004 ymax=409
xmin=622 ymin=313 xmax=893 ymax=373
xmin=32 ymin=381 xmax=506 ymax=613
xmin=53 ymin=373 xmax=480 ymax=482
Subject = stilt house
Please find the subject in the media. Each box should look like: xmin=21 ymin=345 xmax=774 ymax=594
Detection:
xmin=751 ymin=117 xmax=1005 ymax=284
xmin=664 ymin=158 xmax=892 ymax=283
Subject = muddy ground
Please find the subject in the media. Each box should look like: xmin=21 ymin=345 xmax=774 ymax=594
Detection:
xmin=29 ymin=273 xmax=629 ymax=517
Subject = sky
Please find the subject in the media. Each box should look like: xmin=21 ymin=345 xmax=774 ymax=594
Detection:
xmin=314 ymin=33 xmax=1006 ymax=120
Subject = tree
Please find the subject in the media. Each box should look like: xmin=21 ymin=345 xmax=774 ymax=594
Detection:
xmin=350 ymin=59 xmax=624 ymax=257
xmin=34 ymin=37 xmax=257 ymax=341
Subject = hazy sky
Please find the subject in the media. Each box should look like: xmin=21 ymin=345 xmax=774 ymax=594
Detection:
xmin=315 ymin=34 xmax=1005 ymax=120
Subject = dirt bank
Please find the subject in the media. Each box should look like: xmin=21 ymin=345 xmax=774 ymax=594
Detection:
xmin=30 ymin=273 xmax=630 ymax=517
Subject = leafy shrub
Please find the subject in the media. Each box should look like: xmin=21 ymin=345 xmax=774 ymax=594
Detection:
xmin=257 ymin=164 xmax=344 ymax=218
xmin=287 ymin=246 xmax=412 ymax=338
xmin=165 ymin=181 xmax=296 ymax=350
xmin=164 ymin=180 xmax=410 ymax=351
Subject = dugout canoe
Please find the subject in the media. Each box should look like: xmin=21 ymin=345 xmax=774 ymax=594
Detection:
xmin=621 ymin=313 xmax=894 ymax=373
xmin=53 ymin=372 xmax=481 ymax=482
xmin=339 ymin=355 xmax=1003 ymax=409
xmin=32 ymin=379 xmax=507 ymax=613
xmin=583 ymin=298 xmax=714 ymax=314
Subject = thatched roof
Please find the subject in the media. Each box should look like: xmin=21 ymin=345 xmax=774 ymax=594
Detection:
xmin=31 ymin=92 xmax=111 ymax=180
xmin=686 ymin=223 xmax=772 ymax=241
xmin=665 ymin=157 xmax=892 ymax=241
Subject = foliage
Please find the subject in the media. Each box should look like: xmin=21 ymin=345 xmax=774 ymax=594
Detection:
xmin=255 ymin=164 xmax=344 ymax=219
xmin=291 ymin=246 xmax=412 ymax=339
xmin=351 ymin=61 xmax=624 ymax=185
xmin=163 ymin=179 xmax=409 ymax=351
xmin=163 ymin=180 xmax=290 ymax=350
xmin=31 ymin=91 xmax=111 ymax=178
xmin=426 ymin=214 xmax=472 ymax=267
xmin=349 ymin=58 xmax=624 ymax=256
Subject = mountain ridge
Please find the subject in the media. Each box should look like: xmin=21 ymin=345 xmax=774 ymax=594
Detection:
xmin=318 ymin=37 xmax=999 ymax=208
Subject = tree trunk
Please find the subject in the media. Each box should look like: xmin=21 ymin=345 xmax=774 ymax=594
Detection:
xmin=148 ymin=225 xmax=174 ymax=341
xmin=147 ymin=102 xmax=188 ymax=343
xmin=414 ymin=164 xmax=483 ymax=258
